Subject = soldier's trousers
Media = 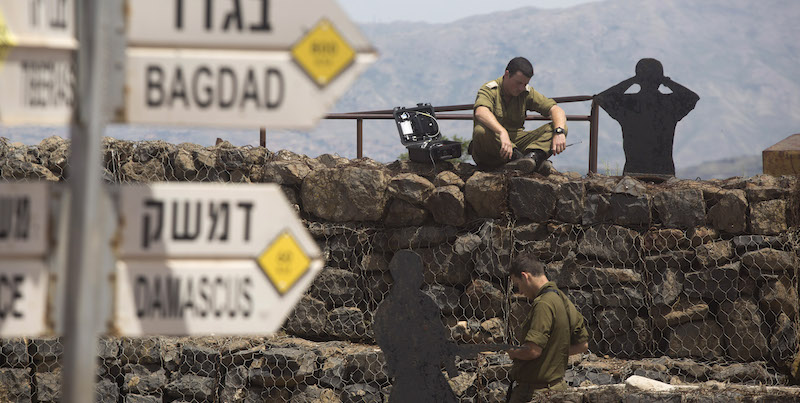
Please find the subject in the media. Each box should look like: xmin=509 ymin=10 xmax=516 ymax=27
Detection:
xmin=469 ymin=122 xmax=567 ymax=169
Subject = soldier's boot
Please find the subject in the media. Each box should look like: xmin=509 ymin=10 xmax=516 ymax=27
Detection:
xmin=504 ymin=149 xmax=536 ymax=173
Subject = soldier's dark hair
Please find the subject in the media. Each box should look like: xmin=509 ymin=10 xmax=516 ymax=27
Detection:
xmin=509 ymin=253 xmax=545 ymax=278
xmin=506 ymin=57 xmax=534 ymax=78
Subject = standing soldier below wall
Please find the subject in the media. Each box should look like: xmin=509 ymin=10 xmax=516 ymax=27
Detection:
xmin=469 ymin=56 xmax=568 ymax=175
xmin=506 ymin=253 xmax=589 ymax=402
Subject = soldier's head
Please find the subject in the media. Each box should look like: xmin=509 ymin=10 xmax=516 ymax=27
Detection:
xmin=509 ymin=253 xmax=547 ymax=297
xmin=503 ymin=57 xmax=534 ymax=97
xmin=635 ymin=58 xmax=664 ymax=90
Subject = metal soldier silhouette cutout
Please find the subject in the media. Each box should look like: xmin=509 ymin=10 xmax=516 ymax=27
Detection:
xmin=373 ymin=250 xmax=459 ymax=403
xmin=595 ymin=58 xmax=699 ymax=176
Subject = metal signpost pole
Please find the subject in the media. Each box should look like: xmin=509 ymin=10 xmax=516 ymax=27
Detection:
xmin=61 ymin=0 xmax=118 ymax=401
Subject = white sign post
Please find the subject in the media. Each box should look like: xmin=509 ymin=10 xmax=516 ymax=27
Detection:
xmin=123 ymin=0 xmax=377 ymax=128
xmin=0 ymin=0 xmax=76 ymax=125
xmin=115 ymin=183 xmax=323 ymax=336
xmin=0 ymin=182 xmax=51 ymax=337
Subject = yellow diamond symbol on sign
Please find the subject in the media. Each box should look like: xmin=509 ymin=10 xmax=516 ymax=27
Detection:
xmin=0 ymin=7 xmax=18 ymax=69
xmin=291 ymin=19 xmax=355 ymax=87
xmin=258 ymin=232 xmax=311 ymax=295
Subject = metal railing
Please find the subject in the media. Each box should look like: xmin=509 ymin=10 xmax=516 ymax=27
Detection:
xmin=322 ymin=95 xmax=600 ymax=173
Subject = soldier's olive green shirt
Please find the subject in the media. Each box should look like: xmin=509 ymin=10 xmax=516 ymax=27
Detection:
xmin=510 ymin=282 xmax=589 ymax=385
xmin=473 ymin=76 xmax=557 ymax=132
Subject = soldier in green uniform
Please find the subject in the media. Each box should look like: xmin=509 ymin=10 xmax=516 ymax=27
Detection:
xmin=506 ymin=253 xmax=589 ymax=402
xmin=470 ymin=57 xmax=568 ymax=174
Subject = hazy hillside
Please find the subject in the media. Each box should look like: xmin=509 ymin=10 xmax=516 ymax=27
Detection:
xmin=2 ymin=0 xmax=798 ymax=180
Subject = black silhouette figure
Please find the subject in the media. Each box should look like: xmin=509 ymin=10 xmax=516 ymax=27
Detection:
xmin=373 ymin=250 xmax=459 ymax=403
xmin=595 ymin=58 xmax=700 ymax=176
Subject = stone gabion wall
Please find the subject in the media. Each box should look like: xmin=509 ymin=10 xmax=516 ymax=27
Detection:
xmin=1 ymin=136 xmax=799 ymax=402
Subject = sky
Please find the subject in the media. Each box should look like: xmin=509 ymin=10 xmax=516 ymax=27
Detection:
xmin=337 ymin=0 xmax=604 ymax=24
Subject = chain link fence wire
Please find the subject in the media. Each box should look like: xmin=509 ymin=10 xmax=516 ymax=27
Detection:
xmin=0 ymin=136 xmax=799 ymax=402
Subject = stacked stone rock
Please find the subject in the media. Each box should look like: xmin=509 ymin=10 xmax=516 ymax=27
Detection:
xmin=1 ymin=136 xmax=798 ymax=402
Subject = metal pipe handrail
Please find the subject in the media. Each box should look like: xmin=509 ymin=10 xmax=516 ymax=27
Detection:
xmin=308 ymin=95 xmax=598 ymax=173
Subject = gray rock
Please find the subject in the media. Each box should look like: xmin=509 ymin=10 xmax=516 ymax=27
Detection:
xmin=95 ymin=379 xmax=119 ymax=403
xmin=180 ymin=343 xmax=220 ymax=377
xmin=0 ymin=368 xmax=32 ymax=402
xmin=416 ymin=244 xmax=473 ymax=286
xmin=683 ymin=262 xmax=740 ymax=302
xmin=285 ymin=295 xmax=328 ymax=338
xmin=687 ymin=226 xmax=720 ymax=247
xmin=464 ymin=172 xmax=506 ymax=218
xmin=653 ymin=189 xmax=706 ymax=229
xmin=710 ymin=362 xmax=772 ymax=384
xmin=292 ymin=385 xmax=343 ymax=403
xmin=707 ymin=190 xmax=747 ymax=233
xmin=423 ymin=284 xmax=463 ymax=315
xmin=164 ymin=374 xmax=216 ymax=401
xmin=748 ymin=199 xmax=788 ymax=235
xmin=760 ymin=276 xmax=799 ymax=320
xmin=653 ymin=298 xmax=709 ymax=329
xmin=582 ymin=193 xmax=613 ymax=225
xmin=643 ymin=250 xmax=694 ymax=273
xmin=577 ymin=224 xmax=640 ymax=266
xmin=741 ymin=247 xmax=798 ymax=274
xmin=327 ymin=307 xmax=368 ymax=341
xmin=120 ymin=337 xmax=162 ymax=365
xmin=770 ymin=313 xmax=798 ymax=370
xmin=124 ymin=395 xmax=161 ymax=403
xmin=434 ymin=171 xmax=465 ymax=188
xmin=555 ymin=181 xmax=586 ymax=224
xmin=35 ymin=370 xmax=61 ymax=403
xmin=732 ymin=234 xmax=785 ymax=253
xmin=426 ymin=185 xmax=466 ymax=225
xmin=311 ymin=268 xmax=363 ymax=308
xmin=694 ymin=240 xmax=734 ymax=268
xmin=379 ymin=225 xmax=459 ymax=250
xmin=642 ymin=229 xmax=687 ymax=252
xmin=719 ymin=299 xmax=769 ymax=361
xmin=384 ymin=198 xmax=429 ymax=227
xmin=1 ymin=338 xmax=29 ymax=368
xmin=340 ymin=383 xmax=382 ymax=403
xmin=344 ymin=349 xmax=387 ymax=383
xmin=609 ymin=194 xmax=651 ymax=226
xmin=122 ymin=364 xmax=168 ymax=395
xmin=645 ymin=259 xmax=684 ymax=306
xmin=474 ymin=221 xmax=513 ymax=278
xmin=387 ymin=173 xmax=435 ymax=204
xmin=667 ymin=320 xmax=724 ymax=359
xmin=509 ymin=177 xmax=558 ymax=221
xmin=462 ymin=279 xmax=505 ymax=321
xmin=613 ymin=176 xmax=648 ymax=197
xmin=594 ymin=285 xmax=646 ymax=309
xmin=249 ymin=348 xmax=317 ymax=388
xmin=301 ymin=167 xmax=390 ymax=222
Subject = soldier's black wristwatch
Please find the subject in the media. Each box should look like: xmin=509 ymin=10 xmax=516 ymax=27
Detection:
xmin=554 ymin=127 xmax=565 ymax=135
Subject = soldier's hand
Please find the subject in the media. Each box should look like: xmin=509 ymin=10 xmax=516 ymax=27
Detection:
xmin=552 ymin=133 xmax=566 ymax=155
xmin=499 ymin=131 xmax=513 ymax=160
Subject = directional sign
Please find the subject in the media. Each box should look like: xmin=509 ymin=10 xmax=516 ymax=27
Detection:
xmin=115 ymin=183 xmax=323 ymax=335
xmin=123 ymin=0 xmax=377 ymax=129
xmin=0 ymin=260 xmax=49 ymax=337
xmin=0 ymin=0 xmax=75 ymax=125
xmin=0 ymin=182 xmax=52 ymax=337
xmin=0 ymin=182 xmax=49 ymax=257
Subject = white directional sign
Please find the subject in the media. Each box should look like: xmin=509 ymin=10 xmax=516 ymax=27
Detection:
xmin=0 ymin=182 xmax=51 ymax=337
xmin=0 ymin=0 xmax=75 ymax=125
xmin=123 ymin=0 xmax=377 ymax=128
xmin=0 ymin=260 xmax=49 ymax=337
xmin=0 ymin=182 xmax=49 ymax=257
xmin=115 ymin=183 xmax=323 ymax=335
